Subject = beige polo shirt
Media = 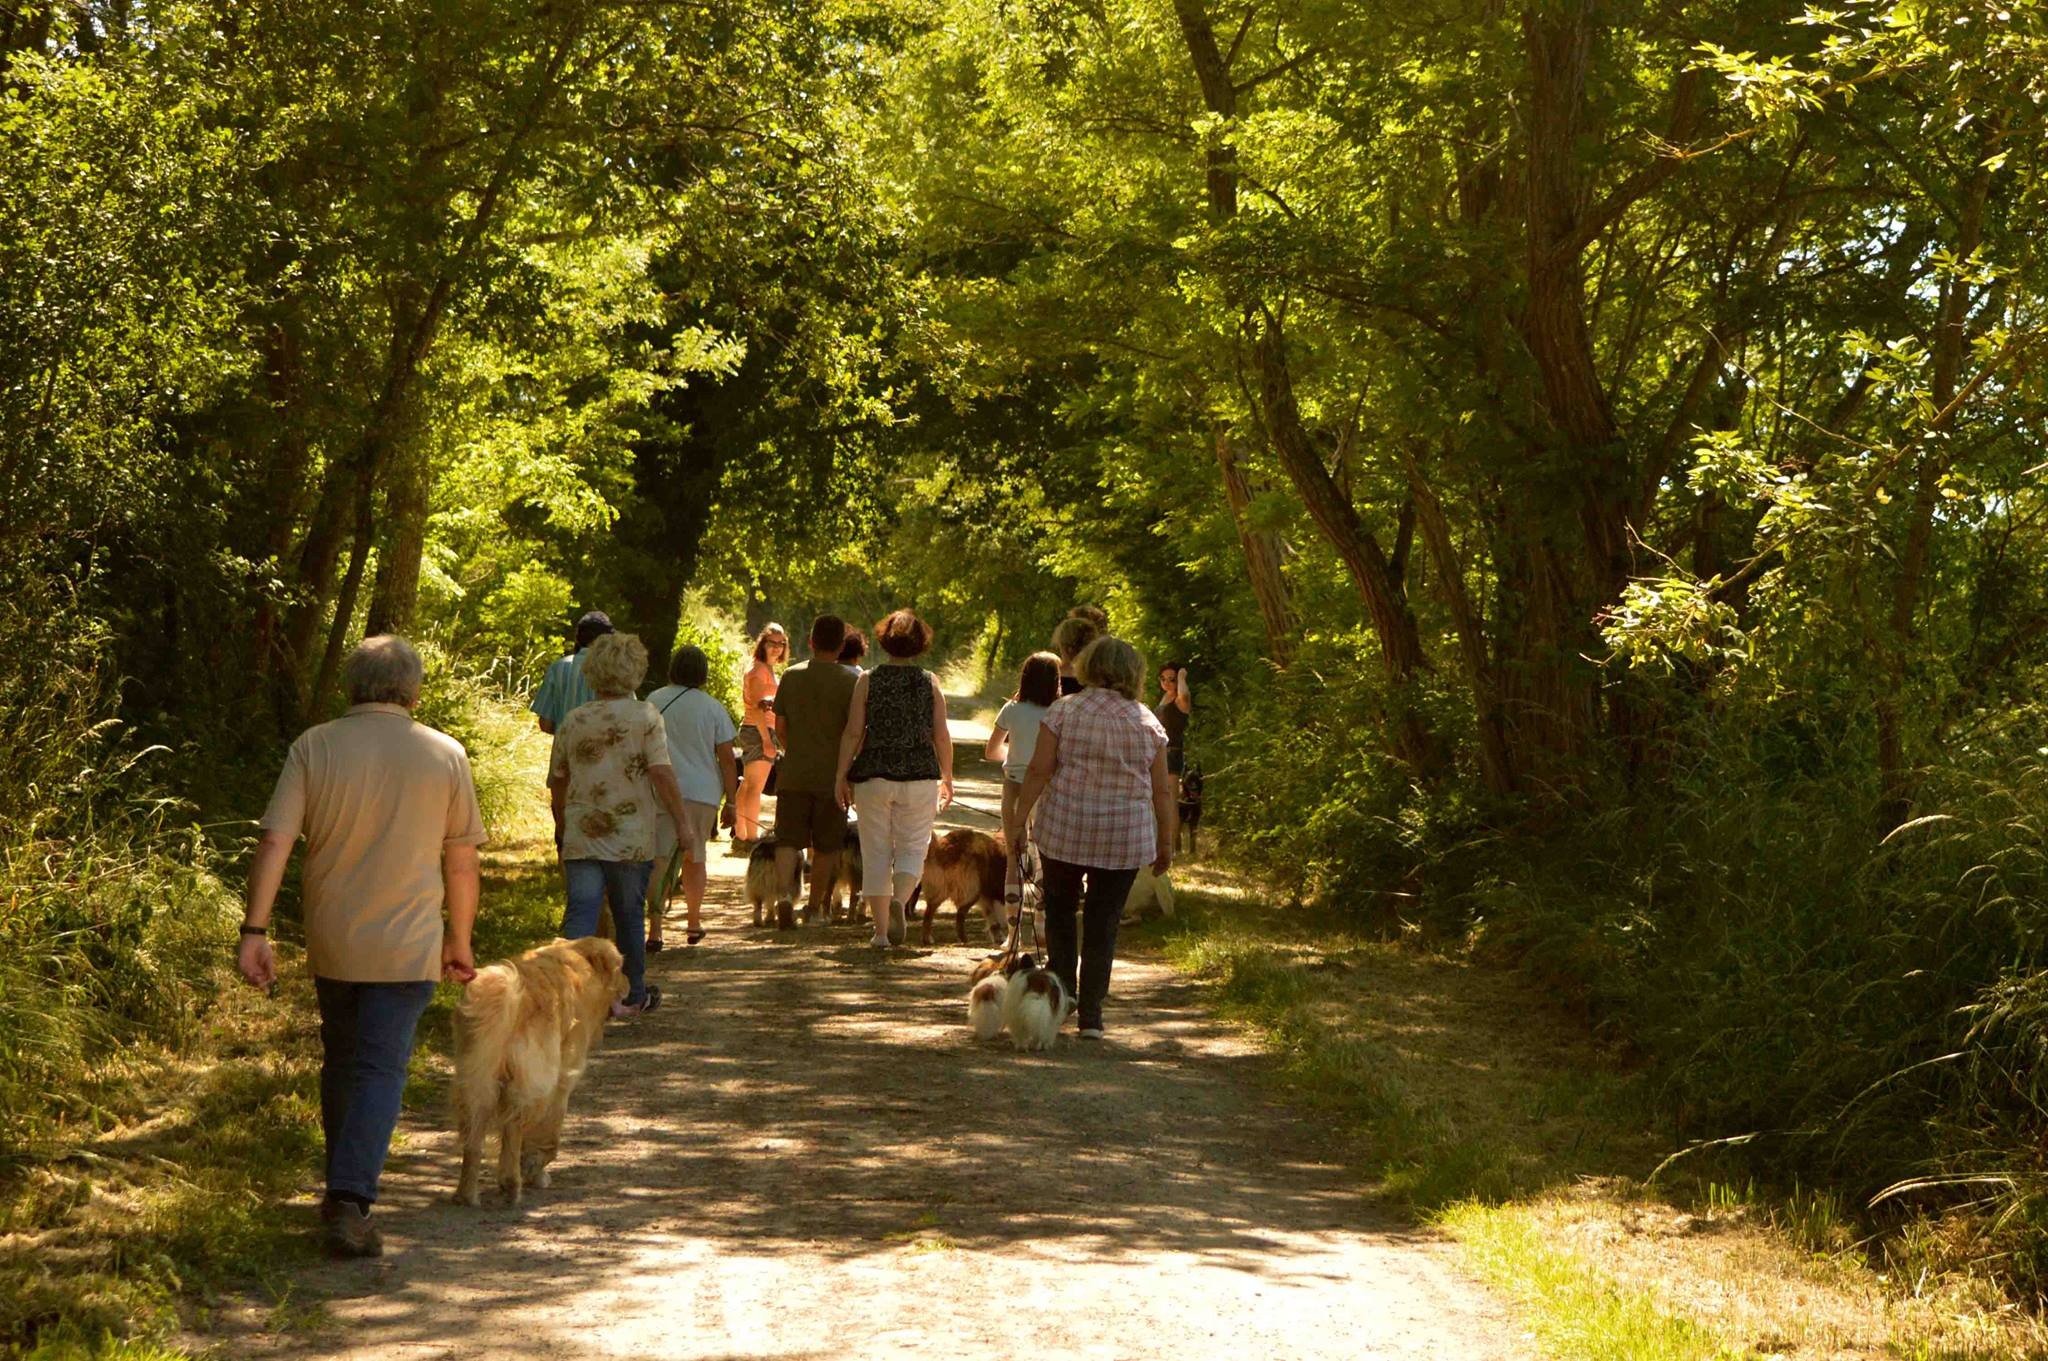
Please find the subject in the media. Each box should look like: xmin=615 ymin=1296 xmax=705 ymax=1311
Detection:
xmin=259 ymin=704 xmax=487 ymax=982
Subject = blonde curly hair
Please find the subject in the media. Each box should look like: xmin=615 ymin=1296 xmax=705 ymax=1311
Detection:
xmin=582 ymin=631 xmax=649 ymax=698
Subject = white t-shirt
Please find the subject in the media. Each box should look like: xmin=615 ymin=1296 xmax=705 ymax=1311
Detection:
xmin=993 ymin=699 xmax=1050 ymax=783
xmin=646 ymin=685 xmax=738 ymax=806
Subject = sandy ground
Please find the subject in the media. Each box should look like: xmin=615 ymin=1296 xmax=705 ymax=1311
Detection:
xmin=218 ymin=727 xmax=1532 ymax=1360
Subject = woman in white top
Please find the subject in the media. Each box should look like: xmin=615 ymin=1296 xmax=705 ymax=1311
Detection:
xmin=983 ymin=651 xmax=1062 ymax=924
xmin=643 ymin=644 xmax=739 ymax=949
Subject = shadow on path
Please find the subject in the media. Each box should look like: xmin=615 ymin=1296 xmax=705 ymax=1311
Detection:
xmin=214 ymin=749 xmax=1530 ymax=1360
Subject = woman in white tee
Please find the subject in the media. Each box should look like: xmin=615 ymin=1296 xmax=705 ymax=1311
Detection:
xmin=982 ymin=651 xmax=1063 ymax=930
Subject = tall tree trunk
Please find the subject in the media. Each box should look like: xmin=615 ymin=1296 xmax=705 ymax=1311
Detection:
xmin=1504 ymin=0 xmax=1642 ymax=788
xmin=1173 ymin=0 xmax=1440 ymax=775
xmin=1401 ymin=442 xmax=1515 ymax=796
xmin=1213 ymin=427 xmax=1297 ymax=666
xmin=283 ymin=23 xmax=580 ymax=720
xmin=365 ymin=428 xmax=429 ymax=638
xmin=1875 ymin=147 xmax=1995 ymax=831
xmin=1521 ymin=1 xmax=1633 ymax=601
xmin=281 ymin=446 xmax=359 ymax=711
xmin=1252 ymin=321 xmax=1441 ymax=774
xmin=309 ymin=463 xmax=379 ymax=718
xmin=249 ymin=319 xmax=313 ymax=691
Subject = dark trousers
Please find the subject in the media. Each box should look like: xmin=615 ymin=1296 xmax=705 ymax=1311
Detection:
xmin=1040 ymin=857 xmax=1139 ymax=1030
xmin=314 ymin=977 xmax=437 ymax=1203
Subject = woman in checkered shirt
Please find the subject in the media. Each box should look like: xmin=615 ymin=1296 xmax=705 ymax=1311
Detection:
xmin=1016 ymin=635 xmax=1178 ymax=1040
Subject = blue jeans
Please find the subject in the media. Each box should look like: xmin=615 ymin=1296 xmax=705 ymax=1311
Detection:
xmin=1040 ymin=857 xmax=1139 ymax=1031
xmin=314 ymin=977 xmax=437 ymax=1203
xmin=563 ymin=858 xmax=652 ymax=1004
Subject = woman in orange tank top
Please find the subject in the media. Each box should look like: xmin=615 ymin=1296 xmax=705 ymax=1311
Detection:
xmin=733 ymin=623 xmax=787 ymax=845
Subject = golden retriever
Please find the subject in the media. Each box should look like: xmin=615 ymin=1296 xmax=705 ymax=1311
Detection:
xmin=453 ymin=935 xmax=626 ymax=1206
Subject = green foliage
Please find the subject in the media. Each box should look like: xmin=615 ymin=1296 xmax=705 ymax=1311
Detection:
xmin=9 ymin=0 xmax=2048 ymax=1330
xmin=409 ymin=644 xmax=552 ymax=842
xmin=668 ymin=604 xmax=746 ymax=722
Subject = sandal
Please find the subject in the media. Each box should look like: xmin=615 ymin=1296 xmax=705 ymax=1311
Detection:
xmin=610 ymin=984 xmax=663 ymax=1019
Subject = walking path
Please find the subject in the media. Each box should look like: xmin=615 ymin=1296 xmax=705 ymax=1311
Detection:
xmin=225 ymin=720 xmax=1531 ymax=1360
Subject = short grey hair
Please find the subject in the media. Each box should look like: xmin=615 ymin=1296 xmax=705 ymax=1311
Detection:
xmin=583 ymin=631 xmax=648 ymax=697
xmin=345 ymin=635 xmax=425 ymax=706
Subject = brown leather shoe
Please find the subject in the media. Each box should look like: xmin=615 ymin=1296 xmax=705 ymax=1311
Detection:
xmin=321 ymin=1199 xmax=383 ymax=1259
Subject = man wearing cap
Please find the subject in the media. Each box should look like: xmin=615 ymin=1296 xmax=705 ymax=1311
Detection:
xmin=531 ymin=610 xmax=614 ymax=734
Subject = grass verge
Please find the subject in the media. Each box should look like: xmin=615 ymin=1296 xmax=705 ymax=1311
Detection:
xmin=1144 ymin=869 xmax=2047 ymax=1360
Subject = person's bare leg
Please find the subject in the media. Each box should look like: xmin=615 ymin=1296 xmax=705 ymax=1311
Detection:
xmin=644 ymin=850 xmax=672 ymax=944
xmin=1000 ymin=781 xmax=1023 ymax=928
xmin=891 ymin=869 xmax=918 ymax=946
xmin=807 ymin=849 xmax=839 ymax=920
xmin=736 ymin=762 xmax=769 ymax=840
xmin=683 ymin=854 xmax=707 ymax=936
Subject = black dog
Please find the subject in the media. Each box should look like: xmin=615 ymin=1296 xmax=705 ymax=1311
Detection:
xmin=1177 ymin=764 xmax=1205 ymax=857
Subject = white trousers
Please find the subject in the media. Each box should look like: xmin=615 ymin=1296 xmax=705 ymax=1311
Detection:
xmin=852 ymin=778 xmax=939 ymax=899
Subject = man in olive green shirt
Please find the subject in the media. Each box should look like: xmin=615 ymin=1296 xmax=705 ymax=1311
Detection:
xmin=773 ymin=615 xmax=859 ymax=924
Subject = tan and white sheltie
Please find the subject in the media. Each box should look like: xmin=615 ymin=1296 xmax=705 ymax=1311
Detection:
xmin=1001 ymin=954 xmax=1070 ymax=1052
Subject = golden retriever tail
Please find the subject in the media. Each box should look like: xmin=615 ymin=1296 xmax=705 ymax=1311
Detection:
xmin=452 ymin=961 xmax=524 ymax=1203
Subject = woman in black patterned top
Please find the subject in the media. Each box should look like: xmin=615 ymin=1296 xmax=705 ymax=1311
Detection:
xmin=835 ymin=609 xmax=953 ymax=948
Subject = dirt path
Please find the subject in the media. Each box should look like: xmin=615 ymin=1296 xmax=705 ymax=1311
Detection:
xmin=226 ymin=728 xmax=1531 ymax=1360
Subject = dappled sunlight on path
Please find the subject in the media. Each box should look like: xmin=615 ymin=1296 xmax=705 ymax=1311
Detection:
xmin=216 ymin=745 xmax=1530 ymax=1360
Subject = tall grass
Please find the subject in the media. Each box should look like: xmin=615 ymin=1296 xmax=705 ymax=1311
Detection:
xmin=0 ymin=595 xmax=238 ymax=1171
xmin=411 ymin=642 xmax=552 ymax=842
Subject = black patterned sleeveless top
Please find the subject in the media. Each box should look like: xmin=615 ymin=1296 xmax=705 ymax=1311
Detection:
xmin=847 ymin=663 xmax=941 ymax=783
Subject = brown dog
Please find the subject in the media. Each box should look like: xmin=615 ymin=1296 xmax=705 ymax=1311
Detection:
xmin=914 ymin=828 xmax=1008 ymax=946
xmin=453 ymin=936 xmax=626 ymax=1206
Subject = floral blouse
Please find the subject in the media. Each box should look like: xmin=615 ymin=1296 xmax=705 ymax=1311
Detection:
xmin=548 ymin=697 xmax=674 ymax=861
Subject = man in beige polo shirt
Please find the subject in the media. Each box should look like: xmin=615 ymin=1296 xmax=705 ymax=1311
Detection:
xmin=237 ymin=635 xmax=485 ymax=1258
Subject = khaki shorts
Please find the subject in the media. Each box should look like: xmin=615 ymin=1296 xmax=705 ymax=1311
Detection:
xmin=655 ymin=800 xmax=719 ymax=863
xmin=774 ymin=788 xmax=847 ymax=852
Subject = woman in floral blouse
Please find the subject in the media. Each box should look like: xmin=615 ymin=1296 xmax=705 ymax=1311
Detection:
xmin=548 ymin=631 xmax=691 ymax=1016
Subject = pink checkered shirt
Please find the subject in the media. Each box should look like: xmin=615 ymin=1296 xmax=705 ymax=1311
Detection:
xmin=1033 ymin=688 xmax=1169 ymax=870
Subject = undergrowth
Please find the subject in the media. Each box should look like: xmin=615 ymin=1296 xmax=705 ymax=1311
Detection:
xmin=1204 ymin=634 xmax=2048 ymax=1306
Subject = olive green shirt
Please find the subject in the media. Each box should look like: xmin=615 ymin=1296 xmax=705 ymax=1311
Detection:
xmin=773 ymin=658 xmax=858 ymax=792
